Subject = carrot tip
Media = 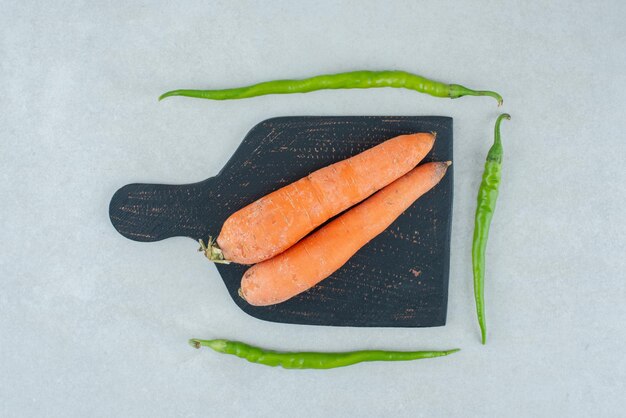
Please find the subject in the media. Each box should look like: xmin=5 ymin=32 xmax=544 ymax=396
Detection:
xmin=237 ymin=288 xmax=246 ymax=301
xmin=445 ymin=161 xmax=452 ymax=167
xmin=430 ymin=131 xmax=437 ymax=140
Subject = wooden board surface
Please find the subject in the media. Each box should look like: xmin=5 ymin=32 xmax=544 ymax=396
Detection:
xmin=109 ymin=116 xmax=453 ymax=327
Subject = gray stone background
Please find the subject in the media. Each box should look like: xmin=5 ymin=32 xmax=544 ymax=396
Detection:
xmin=1 ymin=1 xmax=624 ymax=417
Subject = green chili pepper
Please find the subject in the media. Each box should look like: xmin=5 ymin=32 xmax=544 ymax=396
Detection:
xmin=472 ymin=113 xmax=511 ymax=345
xmin=160 ymin=70 xmax=502 ymax=105
xmin=190 ymin=339 xmax=460 ymax=369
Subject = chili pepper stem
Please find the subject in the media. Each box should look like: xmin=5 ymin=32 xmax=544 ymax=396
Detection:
xmin=448 ymin=84 xmax=503 ymax=106
xmin=190 ymin=339 xmax=229 ymax=351
xmin=159 ymin=91 xmax=179 ymax=101
xmin=486 ymin=114 xmax=511 ymax=163
xmin=198 ymin=237 xmax=231 ymax=264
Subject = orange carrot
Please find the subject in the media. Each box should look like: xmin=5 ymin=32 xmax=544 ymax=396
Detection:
xmin=240 ymin=161 xmax=451 ymax=306
xmin=210 ymin=133 xmax=435 ymax=264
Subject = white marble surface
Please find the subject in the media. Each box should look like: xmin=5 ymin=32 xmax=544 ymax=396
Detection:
xmin=1 ymin=1 xmax=625 ymax=416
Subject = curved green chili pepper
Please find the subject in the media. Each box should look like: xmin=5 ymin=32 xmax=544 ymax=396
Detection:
xmin=160 ymin=70 xmax=502 ymax=105
xmin=190 ymin=339 xmax=460 ymax=369
xmin=472 ymin=113 xmax=511 ymax=345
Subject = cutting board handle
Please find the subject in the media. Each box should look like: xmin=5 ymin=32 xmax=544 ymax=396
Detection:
xmin=109 ymin=177 xmax=221 ymax=242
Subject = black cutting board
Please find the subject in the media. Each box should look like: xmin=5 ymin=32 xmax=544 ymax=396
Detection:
xmin=109 ymin=116 xmax=453 ymax=327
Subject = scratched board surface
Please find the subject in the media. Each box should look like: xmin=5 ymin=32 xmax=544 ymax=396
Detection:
xmin=109 ymin=116 xmax=453 ymax=327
